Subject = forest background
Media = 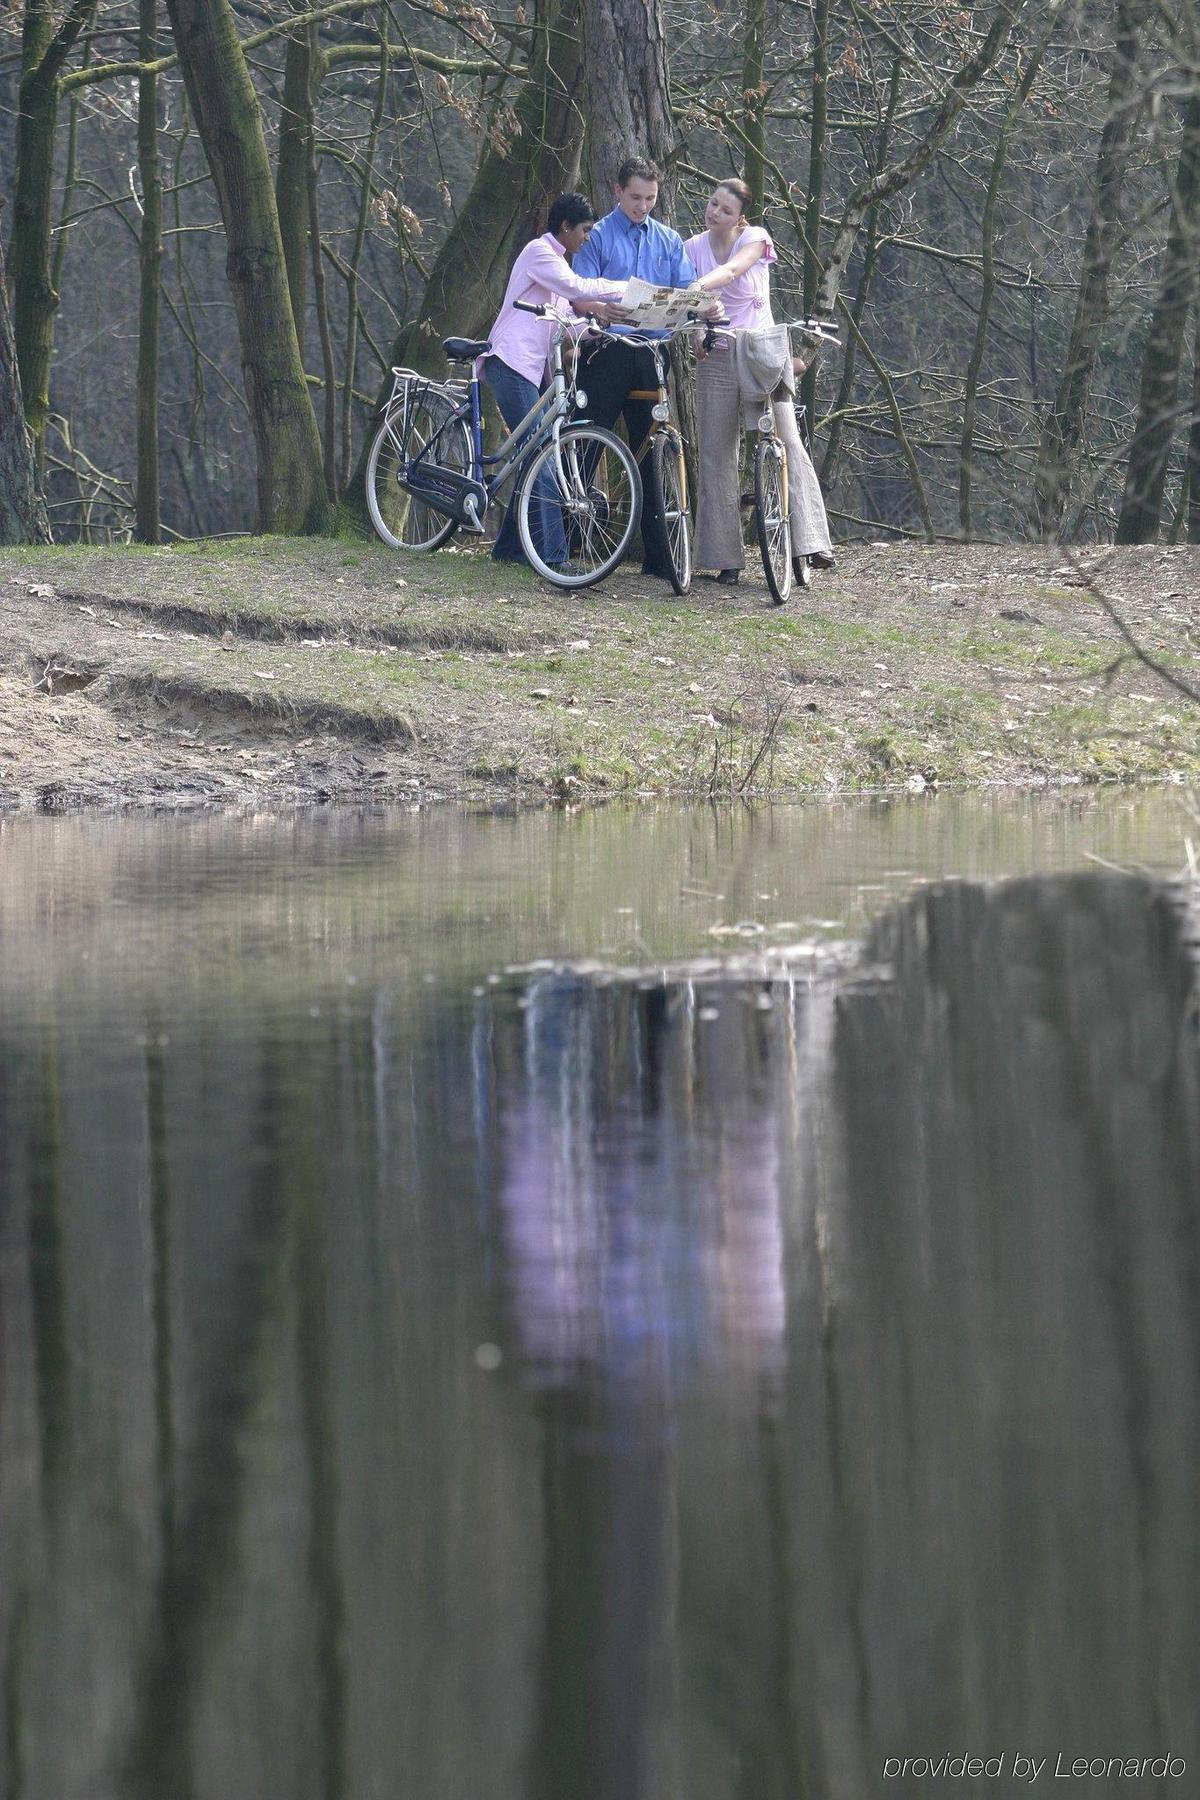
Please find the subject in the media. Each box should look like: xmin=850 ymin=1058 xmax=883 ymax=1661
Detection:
xmin=1 ymin=0 xmax=1198 ymax=550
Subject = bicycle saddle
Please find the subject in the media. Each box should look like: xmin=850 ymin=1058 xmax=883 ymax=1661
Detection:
xmin=442 ymin=337 xmax=491 ymax=361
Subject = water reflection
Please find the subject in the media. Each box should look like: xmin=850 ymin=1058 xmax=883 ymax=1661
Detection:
xmin=0 ymin=849 xmax=1198 ymax=1799
xmin=485 ymin=975 xmax=818 ymax=1388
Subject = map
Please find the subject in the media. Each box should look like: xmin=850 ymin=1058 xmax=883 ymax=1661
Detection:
xmin=618 ymin=277 xmax=716 ymax=330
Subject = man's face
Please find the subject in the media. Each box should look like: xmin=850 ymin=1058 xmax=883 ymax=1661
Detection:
xmin=615 ymin=177 xmax=659 ymax=224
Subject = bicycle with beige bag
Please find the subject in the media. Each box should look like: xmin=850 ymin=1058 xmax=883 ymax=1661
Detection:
xmin=699 ymin=315 xmax=839 ymax=606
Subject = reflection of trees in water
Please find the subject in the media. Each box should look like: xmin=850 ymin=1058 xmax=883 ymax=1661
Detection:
xmin=807 ymin=874 xmax=1200 ymax=1792
xmin=484 ymin=975 xmax=816 ymax=1390
xmin=480 ymin=971 xmax=833 ymax=1800
xmin=0 ymin=873 xmax=1197 ymax=1800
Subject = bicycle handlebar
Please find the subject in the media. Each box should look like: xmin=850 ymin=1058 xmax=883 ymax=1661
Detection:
xmin=701 ymin=315 xmax=841 ymax=351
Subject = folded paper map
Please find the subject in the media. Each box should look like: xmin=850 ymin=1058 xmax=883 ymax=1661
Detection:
xmin=618 ymin=277 xmax=714 ymax=330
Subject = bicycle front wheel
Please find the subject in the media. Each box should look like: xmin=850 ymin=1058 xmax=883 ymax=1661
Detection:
xmin=753 ymin=434 xmax=792 ymax=606
xmin=366 ymin=387 xmax=471 ymax=552
xmin=516 ymin=424 xmax=641 ymax=588
xmin=644 ymin=432 xmax=692 ymax=594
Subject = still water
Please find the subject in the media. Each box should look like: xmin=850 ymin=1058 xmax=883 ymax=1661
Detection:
xmin=0 ymin=792 xmax=1197 ymax=1800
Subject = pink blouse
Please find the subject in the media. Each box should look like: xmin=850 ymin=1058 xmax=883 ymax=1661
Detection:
xmin=683 ymin=226 xmax=776 ymax=330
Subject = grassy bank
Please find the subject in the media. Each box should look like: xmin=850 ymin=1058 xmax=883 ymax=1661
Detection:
xmin=2 ymin=535 xmax=1199 ymax=809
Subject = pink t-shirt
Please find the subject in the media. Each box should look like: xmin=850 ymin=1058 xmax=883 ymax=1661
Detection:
xmin=683 ymin=226 xmax=776 ymax=330
xmin=483 ymin=234 xmax=625 ymax=385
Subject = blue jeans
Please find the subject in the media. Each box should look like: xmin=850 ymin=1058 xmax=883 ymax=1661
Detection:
xmin=483 ymin=358 xmax=567 ymax=566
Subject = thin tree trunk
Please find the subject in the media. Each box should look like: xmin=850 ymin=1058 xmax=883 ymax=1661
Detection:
xmin=1116 ymin=91 xmax=1200 ymax=542
xmin=0 ymin=205 xmax=51 ymax=544
xmin=1188 ymin=310 xmax=1200 ymax=543
xmin=340 ymin=14 xmax=388 ymax=493
xmin=813 ymin=4 xmax=1024 ymax=320
xmin=136 ymin=0 xmax=162 ymax=543
xmin=10 ymin=0 xmax=95 ymax=475
xmin=959 ymin=39 xmax=1047 ymax=538
xmin=164 ymin=0 xmax=333 ymax=533
xmin=308 ymin=124 xmax=338 ymax=499
xmin=820 ymin=54 xmax=901 ymax=488
xmin=275 ymin=0 xmax=317 ymax=336
xmin=799 ymin=0 xmax=829 ymax=431
xmin=741 ymin=0 xmax=767 ymax=211
xmin=1028 ymin=0 xmax=1149 ymax=539
xmin=343 ymin=0 xmax=585 ymax=518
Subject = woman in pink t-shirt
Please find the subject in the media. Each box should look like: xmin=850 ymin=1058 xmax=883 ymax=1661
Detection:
xmin=685 ymin=181 xmax=834 ymax=590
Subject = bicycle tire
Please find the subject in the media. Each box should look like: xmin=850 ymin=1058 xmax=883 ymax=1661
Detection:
xmin=753 ymin=434 xmax=792 ymax=607
xmin=365 ymin=387 xmax=472 ymax=552
xmin=516 ymin=424 xmax=641 ymax=588
xmin=646 ymin=432 xmax=692 ymax=595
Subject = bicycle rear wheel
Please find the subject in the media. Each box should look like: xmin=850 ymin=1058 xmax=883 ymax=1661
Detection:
xmin=753 ymin=434 xmax=792 ymax=606
xmin=516 ymin=424 xmax=641 ymax=588
xmin=366 ymin=387 xmax=471 ymax=551
xmin=645 ymin=432 xmax=692 ymax=594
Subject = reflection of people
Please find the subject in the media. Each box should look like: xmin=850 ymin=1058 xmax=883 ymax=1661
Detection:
xmin=684 ymin=180 xmax=835 ymax=589
xmin=481 ymin=193 xmax=626 ymax=564
xmin=572 ymin=158 xmax=720 ymax=582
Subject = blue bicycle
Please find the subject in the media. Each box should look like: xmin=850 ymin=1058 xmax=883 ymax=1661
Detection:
xmin=365 ymin=304 xmax=642 ymax=589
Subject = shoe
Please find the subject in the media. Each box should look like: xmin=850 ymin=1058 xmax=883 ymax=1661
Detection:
xmin=717 ymin=568 xmax=741 ymax=586
xmin=807 ymin=551 xmax=837 ymax=571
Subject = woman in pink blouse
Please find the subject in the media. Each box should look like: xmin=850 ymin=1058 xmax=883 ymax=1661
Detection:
xmin=685 ymin=180 xmax=834 ymax=589
xmin=482 ymin=194 xmax=626 ymax=563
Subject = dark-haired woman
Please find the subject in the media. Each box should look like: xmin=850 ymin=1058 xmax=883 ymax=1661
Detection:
xmin=684 ymin=180 xmax=834 ymax=588
xmin=482 ymin=193 xmax=626 ymax=563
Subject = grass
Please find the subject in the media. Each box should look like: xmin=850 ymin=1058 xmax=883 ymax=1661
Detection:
xmin=4 ymin=535 xmax=1200 ymax=802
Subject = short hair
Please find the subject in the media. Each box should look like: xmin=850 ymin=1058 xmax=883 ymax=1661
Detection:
xmin=616 ymin=157 xmax=662 ymax=188
xmin=547 ymin=191 xmax=597 ymax=234
xmin=714 ymin=177 xmax=753 ymax=218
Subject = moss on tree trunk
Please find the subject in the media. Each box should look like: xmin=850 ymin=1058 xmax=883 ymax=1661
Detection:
xmin=164 ymin=0 xmax=333 ymax=535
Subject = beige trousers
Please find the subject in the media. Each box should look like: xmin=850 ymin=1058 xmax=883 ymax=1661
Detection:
xmin=694 ymin=342 xmax=833 ymax=570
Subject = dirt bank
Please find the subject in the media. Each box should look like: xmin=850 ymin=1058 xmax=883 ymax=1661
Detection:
xmin=1 ymin=536 xmax=1198 ymax=810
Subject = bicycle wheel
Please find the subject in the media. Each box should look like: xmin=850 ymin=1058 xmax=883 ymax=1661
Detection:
xmin=645 ymin=432 xmax=692 ymax=594
xmin=365 ymin=386 xmax=472 ymax=552
xmin=753 ymin=434 xmax=792 ymax=606
xmin=516 ymin=424 xmax=641 ymax=588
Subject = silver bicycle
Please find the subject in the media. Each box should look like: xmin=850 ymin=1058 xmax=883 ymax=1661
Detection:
xmin=365 ymin=306 xmax=642 ymax=589
xmin=699 ymin=316 xmax=839 ymax=605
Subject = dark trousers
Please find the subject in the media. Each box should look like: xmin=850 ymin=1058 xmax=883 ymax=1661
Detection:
xmin=578 ymin=338 xmax=673 ymax=578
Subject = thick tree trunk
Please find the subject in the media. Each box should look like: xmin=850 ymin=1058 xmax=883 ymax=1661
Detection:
xmin=164 ymin=0 xmax=333 ymax=534
xmin=0 ymin=210 xmax=51 ymax=545
xmin=343 ymin=0 xmax=585 ymax=519
xmin=1116 ymin=91 xmax=1200 ymax=542
xmin=580 ymin=0 xmax=674 ymax=202
xmin=135 ymin=0 xmax=162 ymax=543
xmin=9 ymin=0 xmax=95 ymax=474
xmin=1028 ymin=0 xmax=1149 ymax=540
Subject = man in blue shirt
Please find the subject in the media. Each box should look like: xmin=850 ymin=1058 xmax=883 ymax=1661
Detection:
xmin=572 ymin=157 xmax=700 ymax=582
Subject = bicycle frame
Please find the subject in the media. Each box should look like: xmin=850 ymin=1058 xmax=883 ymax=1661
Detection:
xmin=384 ymin=327 xmax=584 ymax=531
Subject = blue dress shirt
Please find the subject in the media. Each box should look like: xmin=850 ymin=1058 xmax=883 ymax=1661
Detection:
xmin=573 ymin=205 xmax=697 ymax=336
